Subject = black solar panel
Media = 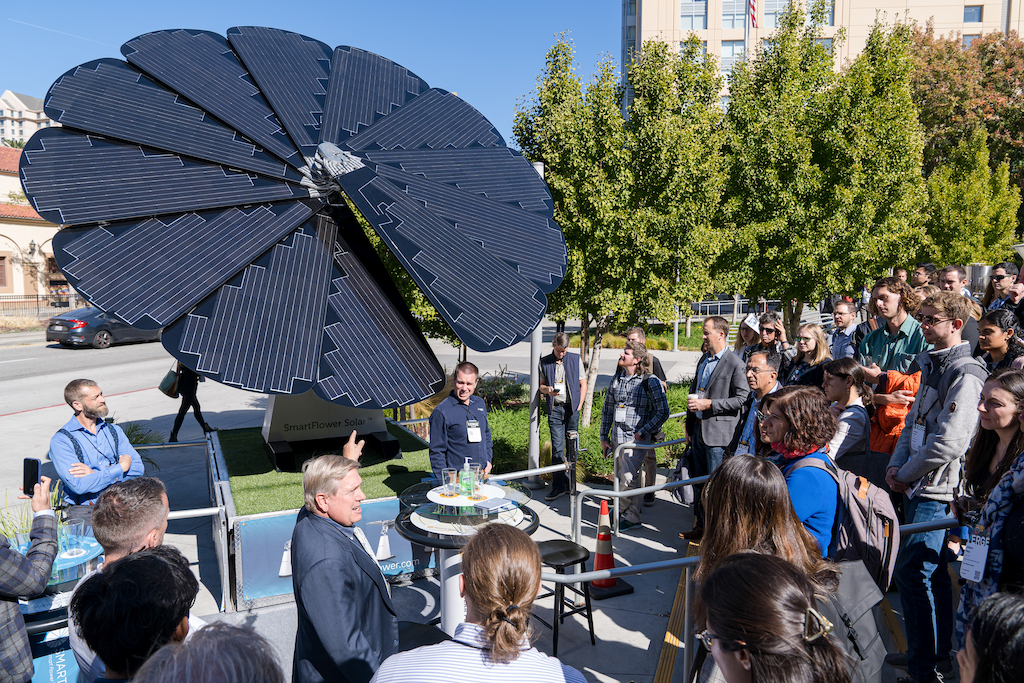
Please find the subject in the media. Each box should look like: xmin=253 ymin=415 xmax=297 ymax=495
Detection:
xmin=227 ymin=27 xmax=334 ymax=161
xmin=122 ymin=29 xmax=302 ymax=169
xmin=321 ymin=46 xmax=430 ymax=146
xmin=21 ymin=28 xmax=567 ymax=407
xmin=44 ymin=59 xmax=299 ymax=182
xmin=339 ymin=167 xmax=547 ymax=352
xmin=53 ymin=200 xmax=321 ymax=329
xmin=20 ymin=129 xmax=306 ymax=226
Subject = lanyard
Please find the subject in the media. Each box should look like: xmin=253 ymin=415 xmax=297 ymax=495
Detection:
xmin=75 ymin=427 xmax=118 ymax=466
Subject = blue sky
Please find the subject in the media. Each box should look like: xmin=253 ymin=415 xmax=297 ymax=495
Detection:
xmin=4 ymin=0 xmax=622 ymax=146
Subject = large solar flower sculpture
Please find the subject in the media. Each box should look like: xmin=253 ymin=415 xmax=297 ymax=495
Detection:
xmin=20 ymin=27 xmax=566 ymax=408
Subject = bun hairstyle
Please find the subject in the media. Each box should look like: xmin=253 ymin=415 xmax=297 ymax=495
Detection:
xmin=698 ymin=553 xmax=853 ymax=683
xmin=461 ymin=524 xmax=541 ymax=663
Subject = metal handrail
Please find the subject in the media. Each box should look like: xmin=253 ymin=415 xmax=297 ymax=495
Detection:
xmin=572 ymin=436 xmax=695 ymax=541
xmin=167 ymin=506 xmax=223 ymax=521
xmin=498 ymin=463 xmax=569 ymax=482
xmin=396 ymin=418 xmax=430 ymax=426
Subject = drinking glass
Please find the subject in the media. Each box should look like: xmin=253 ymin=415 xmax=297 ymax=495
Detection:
xmin=469 ymin=464 xmax=485 ymax=501
xmin=64 ymin=519 xmax=86 ymax=558
xmin=439 ymin=468 xmax=458 ymax=498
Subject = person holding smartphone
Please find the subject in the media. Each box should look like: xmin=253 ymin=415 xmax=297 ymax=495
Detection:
xmin=1 ymin=475 xmax=57 ymax=683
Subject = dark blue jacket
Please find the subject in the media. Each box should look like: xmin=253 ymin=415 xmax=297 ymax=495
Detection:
xmin=291 ymin=508 xmax=399 ymax=683
xmin=428 ymin=393 xmax=492 ymax=479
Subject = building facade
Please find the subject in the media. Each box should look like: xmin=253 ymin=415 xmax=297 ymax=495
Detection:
xmin=0 ymin=90 xmax=56 ymax=146
xmin=0 ymin=147 xmax=66 ymax=300
xmin=623 ymin=0 xmax=1015 ymax=83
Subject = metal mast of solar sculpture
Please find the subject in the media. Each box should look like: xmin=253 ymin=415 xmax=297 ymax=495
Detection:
xmin=19 ymin=27 xmax=566 ymax=463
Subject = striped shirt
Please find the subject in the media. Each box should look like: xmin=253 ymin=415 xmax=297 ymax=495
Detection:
xmin=370 ymin=623 xmax=586 ymax=683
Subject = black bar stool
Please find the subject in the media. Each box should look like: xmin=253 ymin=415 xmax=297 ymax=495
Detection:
xmin=534 ymin=539 xmax=596 ymax=656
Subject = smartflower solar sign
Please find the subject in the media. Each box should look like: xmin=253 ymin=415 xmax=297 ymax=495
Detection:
xmin=20 ymin=27 xmax=567 ymax=409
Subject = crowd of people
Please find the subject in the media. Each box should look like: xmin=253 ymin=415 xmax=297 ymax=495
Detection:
xmin=9 ymin=262 xmax=1024 ymax=683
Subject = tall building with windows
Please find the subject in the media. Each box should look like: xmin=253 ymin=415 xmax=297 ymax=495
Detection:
xmin=0 ymin=91 xmax=56 ymax=145
xmin=623 ymin=0 xmax=1015 ymax=87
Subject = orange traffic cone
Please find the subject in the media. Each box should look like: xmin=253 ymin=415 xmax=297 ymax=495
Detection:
xmin=590 ymin=500 xmax=634 ymax=600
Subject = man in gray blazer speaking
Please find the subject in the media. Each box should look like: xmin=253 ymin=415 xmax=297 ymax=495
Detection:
xmin=292 ymin=449 xmax=398 ymax=683
xmin=682 ymin=316 xmax=750 ymax=539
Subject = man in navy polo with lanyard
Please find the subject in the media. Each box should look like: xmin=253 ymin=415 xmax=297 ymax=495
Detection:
xmin=49 ymin=379 xmax=144 ymax=527
xmin=539 ymin=332 xmax=587 ymax=501
xmin=429 ymin=362 xmax=493 ymax=481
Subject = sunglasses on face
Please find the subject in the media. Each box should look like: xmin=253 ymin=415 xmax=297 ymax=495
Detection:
xmin=917 ymin=315 xmax=953 ymax=327
xmin=992 ymin=274 xmax=1013 ymax=281
xmin=697 ymin=629 xmax=746 ymax=651
xmin=796 ymin=336 xmax=813 ymax=342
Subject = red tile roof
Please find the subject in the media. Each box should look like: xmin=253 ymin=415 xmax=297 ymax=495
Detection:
xmin=0 ymin=201 xmax=45 ymax=221
xmin=0 ymin=147 xmax=20 ymax=174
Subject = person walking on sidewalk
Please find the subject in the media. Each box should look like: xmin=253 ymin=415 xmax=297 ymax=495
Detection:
xmin=169 ymin=363 xmax=213 ymax=442
xmin=539 ymin=332 xmax=586 ymax=502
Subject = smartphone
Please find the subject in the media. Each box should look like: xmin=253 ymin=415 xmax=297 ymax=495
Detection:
xmin=23 ymin=458 xmax=40 ymax=497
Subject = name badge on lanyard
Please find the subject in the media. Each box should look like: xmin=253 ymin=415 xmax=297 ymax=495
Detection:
xmin=961 ymin=526 xmax=991 ymax=582
xmin=615 ymin=403 xmax=627 ymax=422
xmin=910 ymin=419 xmax=926 ymax=455
xmin=466 ymin=419 xmax=482 ymax=443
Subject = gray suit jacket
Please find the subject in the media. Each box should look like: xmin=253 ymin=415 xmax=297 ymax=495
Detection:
xmin=291 ymin=508 xmax=399 ymax=683
xmin=686 ymin=349 xmax=750 ymax=448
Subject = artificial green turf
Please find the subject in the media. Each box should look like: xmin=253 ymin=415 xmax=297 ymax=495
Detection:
xmin=220 ymin=384 xmax=691 ymax=516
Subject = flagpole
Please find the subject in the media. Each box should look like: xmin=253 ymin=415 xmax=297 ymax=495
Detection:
xmin=744 ymin=0 xmax=751 ymax=58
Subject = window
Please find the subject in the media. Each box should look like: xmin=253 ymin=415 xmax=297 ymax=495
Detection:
xmin=681 ymin=0 xmax=708 ymax=30
xmin=627 ymin=1 xmax=636 ymax=16
xmin=825 ymin=1 xmax=834 ymax=26
xmin=626 ymin=25 xmax=636 ymax=40
xmin=963 ymin=34 xmax=980 ymax=47
xmin=722 ymin=0 xmax=746 ymax=29
xmin=816 ymin=37 xmax=834 ymax=52
xmin=47 ymin=257 xmax=59 ymax=275
xmin=0 ymin=257 xmax=6 ymax=287
xmin=720 ymin=95 xmax=731 ymax=110
xmin=964 ymin=6 xmax=982 ymax=22
xmin=721 ymin=40 xmax=746 ymax=75
xmin=764 ymin=0 xmax=787 ymax=28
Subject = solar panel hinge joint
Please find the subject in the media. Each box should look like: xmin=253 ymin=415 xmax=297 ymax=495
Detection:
xmin=302 ymin=142 xmax=365 ymax=200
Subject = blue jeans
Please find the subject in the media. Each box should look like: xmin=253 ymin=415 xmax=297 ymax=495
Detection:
xmin=548 ymin=405 xmax=578 ymax=493
xmin=691 ymin=421 xmax=726 ymax=528
xmin=894 ymin=496 xmax=953 ymax=681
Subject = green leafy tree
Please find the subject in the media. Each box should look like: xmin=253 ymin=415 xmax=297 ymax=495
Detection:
xmin=1 ymin=138 xmax=24 ymax=148
xmin=717 ymin=5 xmax=927 ymax=337
xmin=515 ymin=35 xmax=726 ymax=425
xmin=923 ymin=127 xmax=1021 ymax=265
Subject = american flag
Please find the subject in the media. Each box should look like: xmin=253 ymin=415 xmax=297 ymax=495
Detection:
xmin=750 ymin=0 xmax=757 ymax=27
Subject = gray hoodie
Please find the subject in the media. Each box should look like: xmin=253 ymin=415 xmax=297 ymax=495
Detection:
xmin=888 ymin=342 xmax=987 ymax=502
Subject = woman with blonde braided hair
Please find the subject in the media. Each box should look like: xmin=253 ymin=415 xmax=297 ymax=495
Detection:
xmin=371 ymin=523 xmax=585 ymax=682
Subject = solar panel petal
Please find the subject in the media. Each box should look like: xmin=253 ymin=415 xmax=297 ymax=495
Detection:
xmin=227 ymin=26 xmax=334 ymax=160
xmin=45 ymin=58 xmax=299 ymax=182
xmin=19 ymin=129 xmax=308 ymax=226
xmin=53 ymin=200 xmax=321 ymax=329
xmin=122 ymin=29 xmax=303 ymax=169
xmin=338 ymin=166 xmax=547 ymax=352
xmin=320 ymin=46 xmax=430 ymax=147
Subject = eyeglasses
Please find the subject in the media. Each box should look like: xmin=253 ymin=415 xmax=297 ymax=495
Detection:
xmin=697 ymin=629 xmax=746 ymax=651
xmin=761 ymin=329 xmax=777 ymax=335
xmin=747 ymin=367 xmax=773 ymax=374
xmin=796 ymin=336 xmax=813 ymax=342
xmin=992 ymin=274 xmax=1014 ymax=281
xmin=917 ymin=315 xmax=953 ymax=327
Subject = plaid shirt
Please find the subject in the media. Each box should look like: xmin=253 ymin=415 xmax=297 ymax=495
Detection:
xmin=600 ymin=372 xmax=669 ymax=444
xmin=1 ymin=512 xmax=57 ymax=683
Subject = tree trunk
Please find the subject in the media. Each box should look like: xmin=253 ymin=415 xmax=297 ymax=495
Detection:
xmin=580 ymin=314 xmax=611 ymax=428
xmin=782 ymin=299 xmax=804 ymax=341
xmin=580 ymin=313 xmax=591 ymax=371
